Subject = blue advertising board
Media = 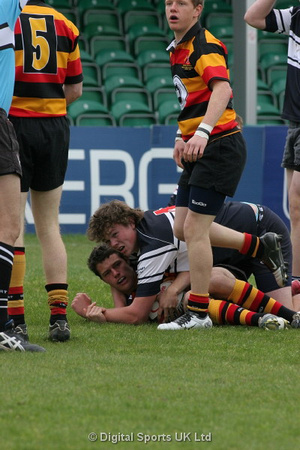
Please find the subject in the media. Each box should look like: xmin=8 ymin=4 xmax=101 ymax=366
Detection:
xmin=24 ymin=124 xmax=289 ymax=234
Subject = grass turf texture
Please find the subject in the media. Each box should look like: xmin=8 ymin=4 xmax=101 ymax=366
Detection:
xmin=1 ymin=234 xmax=299 ymax=450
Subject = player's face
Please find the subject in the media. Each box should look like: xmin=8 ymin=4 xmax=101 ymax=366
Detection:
xmin=105 ymin=222 xmax=137 ymax=257
xmin=165 ymin=0 xmax=202 ymax=40
xmin=97 ymin=254 xmax=137 ymax=294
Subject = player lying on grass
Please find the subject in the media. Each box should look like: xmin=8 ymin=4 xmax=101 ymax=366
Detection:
xmin=80 ymin=200 xmax=289 ymax=330
xmin=212 ymin=201 xmax=300 ymax=308
xmin=181 ymin=199 xmax=297 ymax=309
xmin=71 ymin=245 xmax=300 ymax=330
xmin=160 ymin=199 xmax=299 ymax=329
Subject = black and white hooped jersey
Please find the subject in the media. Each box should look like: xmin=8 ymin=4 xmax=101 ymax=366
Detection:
xmin=265 ymin=6 xmax=300 ymax=121
xmin=135 ymin=206 xmax=189 ymax=298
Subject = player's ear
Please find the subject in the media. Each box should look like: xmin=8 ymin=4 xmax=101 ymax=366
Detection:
xmin=194 ymin=3 xmax=203 ymax=20
xmin=128 ymin=218 xmax=136 ymax=229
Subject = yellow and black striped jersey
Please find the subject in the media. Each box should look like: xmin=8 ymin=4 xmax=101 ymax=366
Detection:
xmin=167 ymin=22 xmax=238 ymax=141
xmin=9 ymin=0 xmax=83 ymax=117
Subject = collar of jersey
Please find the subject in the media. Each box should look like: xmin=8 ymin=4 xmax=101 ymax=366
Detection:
xmin=166 ymin=21 xmax=202 ymax=52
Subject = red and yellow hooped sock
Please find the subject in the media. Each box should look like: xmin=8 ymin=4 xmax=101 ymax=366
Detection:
xmin=240 ymin=233 xmax=261 ymax=258
xmin=187 ymin=292 xmax=209 ymax=315
xmin=228 ymin=279 xmax=295 ymax=322
xmin=46 ymin=283 xmax=68 ymax=324
xmin=208 ymin=299 xmax=260 ymax=326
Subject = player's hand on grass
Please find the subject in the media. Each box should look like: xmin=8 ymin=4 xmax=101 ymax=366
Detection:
xmin=85 ymin=302 xmax=107 ymax=323
xmin=72 ymin=292 xmax=92 ymax=318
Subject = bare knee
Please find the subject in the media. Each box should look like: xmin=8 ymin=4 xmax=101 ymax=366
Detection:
xmin=289 ymin=202 xmax=300 ymax=224
xmin=174 ymin=223 xmax=185 ymax=241
xmin=209 ymin=267 xmax=236 ymax=298
xmin=0 ymin=210 xmax=21 ymax=246
xmin=0 ymin=223 xmax=20 ymax=247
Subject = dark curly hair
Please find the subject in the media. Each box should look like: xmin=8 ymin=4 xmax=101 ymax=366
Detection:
xmin=87 ymin=244 xmax=129 ymax=279
xmin=87 ymin=200 xmax=144 ymax=242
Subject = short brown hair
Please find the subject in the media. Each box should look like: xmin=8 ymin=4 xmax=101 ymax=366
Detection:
xmin=87 ymin=244 xmax=128 ymax=278
xmin=166 ymin=1 xmax=204 ymax=8
xmin=192 ymin=0 xmax=205 ymax=7
xmin=87 ymin=200 xmax=144 ymax=242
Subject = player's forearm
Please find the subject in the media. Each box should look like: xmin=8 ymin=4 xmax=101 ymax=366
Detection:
xmin=203 ymin=81 xmax=232 ymax=129
xmin=64 ymin=82 xmax=82 ymax=105
xmin=103 ymin=296 xmax=155 ymax=325
xmin=244 ymin=0 xmax=275 ymax=29
xmin=103 ymin=306 xmax=148 ymax=325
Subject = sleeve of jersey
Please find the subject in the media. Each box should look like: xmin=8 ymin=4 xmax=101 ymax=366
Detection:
xmin=65 ymin=45 xmax=83 ymax=85
xmin=135 ymin=247 xmax=179 ymax=298
xmin=265 ymin=8 xmax=292 ymax=35
xmin=58 ymin=21 xmax=83 ymax=85
xmin=193 ymin=31 xmax=230 ymax=88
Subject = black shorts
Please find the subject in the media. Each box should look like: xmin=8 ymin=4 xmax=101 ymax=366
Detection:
xmin=0 ymin=108 xmax=22 ymax=177
xmin=212 ymin=202 xmax=292 ymax=292
xmin=9 ymin=115 xmax=70 ymax=192
xmin=178 ymin=131 xmax=247 ymax=197
xmin=281 ymin=121 xmax=300 ymax=171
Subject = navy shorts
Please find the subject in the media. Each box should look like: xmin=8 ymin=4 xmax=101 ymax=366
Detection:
xmin=0 ymin=108 xmax=22 ymax=177
xmin=176 ymin=184 xmax=226 ymax=216
xmin=9 ymin=115 xmax=70 ymax=192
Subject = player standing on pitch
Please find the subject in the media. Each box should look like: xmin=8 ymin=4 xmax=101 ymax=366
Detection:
xmin=160 ymin=0 xmax=284 ymax=330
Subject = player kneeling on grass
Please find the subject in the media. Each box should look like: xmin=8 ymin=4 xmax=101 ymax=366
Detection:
xmin=71 ymin=245 xmax=300 ymax=331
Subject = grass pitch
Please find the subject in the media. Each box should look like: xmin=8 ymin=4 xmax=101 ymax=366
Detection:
xmin=1 ymin=234 xmax=299 ymax=450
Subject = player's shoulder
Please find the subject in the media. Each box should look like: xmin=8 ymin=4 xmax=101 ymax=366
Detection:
xmin=23 ymin=1 xmax=79 ymax=34
xmin=138 ymin=208 xmax=175 ymax=245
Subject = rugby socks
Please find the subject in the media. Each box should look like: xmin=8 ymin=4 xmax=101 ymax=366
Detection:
xmin=292 ymin=276 xmax=300 ymax=282
xmin=227 ymin=279 xmax=296 ymax=323
xmin=0 ymin=242 xmax=14 ymax=331
xmin=8 ymin=247 xmax=25 ymax=326
xmin=187 ymin=292 xmax=209 ymax=318
xmin=46 ymin=283 xmax=69 ymax=325
xmin=240 ymin=233 xmax=265 ymax=258
xmin=208 ymin=299 xmax=262 ymax=326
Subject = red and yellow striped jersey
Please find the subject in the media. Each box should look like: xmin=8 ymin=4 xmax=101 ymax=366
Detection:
xmin=9 ymin=0 xmax=83 ymax=117
xmin=168 ymin=22 xmax=238 ymax=141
